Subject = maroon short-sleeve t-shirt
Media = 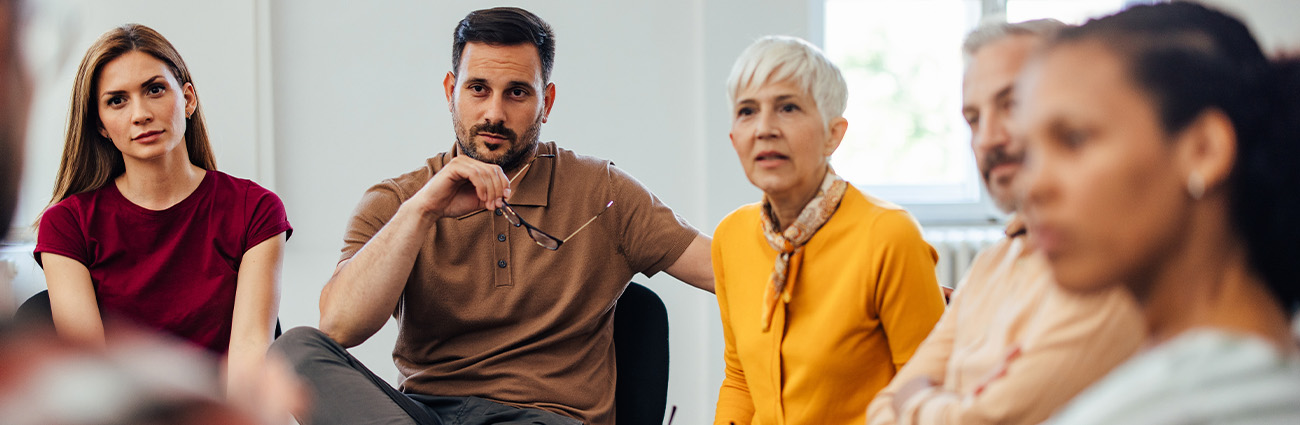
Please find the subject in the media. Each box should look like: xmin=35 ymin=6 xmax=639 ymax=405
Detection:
xmin=35 ymin=170 xmax=292 ymax=353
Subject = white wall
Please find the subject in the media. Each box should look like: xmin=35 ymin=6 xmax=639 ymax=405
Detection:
xmin=1199 ymin=0 xmax=1300 ymax=52
xmin=18 ymin=0 xmax=267 ymax=227
xmin=13 ymin=1 xmax=1300 ymax=424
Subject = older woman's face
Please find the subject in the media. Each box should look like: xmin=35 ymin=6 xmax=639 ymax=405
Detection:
xmin=730 ymin=79 xmax=845 ymax=201
xmin=1016 ymin=42 xmax=1192 ymax=295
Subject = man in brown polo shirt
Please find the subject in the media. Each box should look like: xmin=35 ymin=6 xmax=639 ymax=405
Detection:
xmin=271 ymin=6 xmax=713 ymax=425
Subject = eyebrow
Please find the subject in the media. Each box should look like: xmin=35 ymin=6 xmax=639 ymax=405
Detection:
xmin=962 ymin=83 xmax=1017 ymax=117
xmin=736 ymin=93 xmax=802 ymax=105
xmin=463 ymin=77 xmax=537 ymax=90
xmin=100 ymin=75 xmax=164 ymax=97
xmin=993 ymin=84 xmax=1015 ymax=102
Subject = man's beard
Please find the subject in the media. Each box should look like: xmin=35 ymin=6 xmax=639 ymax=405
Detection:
xmin=979 ymin=145 xmax=1024 ymax=212
xmin=454 ymin=113 xmax=543 ymax=172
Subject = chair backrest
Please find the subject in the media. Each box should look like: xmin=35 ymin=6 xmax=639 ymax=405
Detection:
xmin=13 ymin=289 xmax=54 ymax=332
xmin=613 ymin=281 xmax=670 ymax=425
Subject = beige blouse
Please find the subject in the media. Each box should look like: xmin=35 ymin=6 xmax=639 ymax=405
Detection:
xmin=867 ymin=217 xmax=1145 ymax=425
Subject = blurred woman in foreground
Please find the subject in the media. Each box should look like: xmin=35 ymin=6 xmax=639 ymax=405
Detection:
xmin=1016 ymin=3 xmax=1300 ymax=423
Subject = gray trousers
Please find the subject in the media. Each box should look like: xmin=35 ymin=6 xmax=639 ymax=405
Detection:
xmin=271 ymin=327 xmax=583 ymax=425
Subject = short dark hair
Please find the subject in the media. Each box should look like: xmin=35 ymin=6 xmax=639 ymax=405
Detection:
xmin=451 ymin=7 xmax=555 ymax=83
xmin=1054 ymin=2 xmax=1300 ymax=310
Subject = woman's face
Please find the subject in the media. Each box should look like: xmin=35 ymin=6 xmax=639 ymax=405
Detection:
xmin=96 ymin=50 xmax=195 ymax=165
xmin=730 ymin=79 xmax=846 ymax=202
xmin=1016 ymin=42 xmax=1193 ymax=294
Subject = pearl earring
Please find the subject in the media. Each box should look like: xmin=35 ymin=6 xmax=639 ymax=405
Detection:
xmin=1187 ymin=171 xmax=1206 ymax=200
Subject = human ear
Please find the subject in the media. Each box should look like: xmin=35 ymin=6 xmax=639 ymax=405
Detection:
xmin=182 ymin=82 xmax=197 ymax=118
xmin=825 ymin=117 xmax=848 ymax=156
xmin=541 ymin=83 xmax=556 ymax=123
xmin=443 ymin=71 xmax=456 ymax=112
xmin=1177 ymin=108 xmax=1237 ymax=197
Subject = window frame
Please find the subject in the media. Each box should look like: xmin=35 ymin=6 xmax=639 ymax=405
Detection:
xmin=814 ymin=0 xmax=1000 ymax=225
xmin=813 ymin=0 xmax=1149 ymax=225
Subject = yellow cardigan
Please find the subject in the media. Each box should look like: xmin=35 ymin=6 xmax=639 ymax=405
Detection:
xmin=713 ymin=185 xmax=946 ymax=425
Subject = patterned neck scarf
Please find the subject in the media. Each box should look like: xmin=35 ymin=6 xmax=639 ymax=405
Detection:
xmin=758 ymin=168 xmax=848 ymax=331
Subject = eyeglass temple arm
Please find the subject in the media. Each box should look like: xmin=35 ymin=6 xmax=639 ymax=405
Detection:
xmin=559 ymin=201 xmax=614 ymax=244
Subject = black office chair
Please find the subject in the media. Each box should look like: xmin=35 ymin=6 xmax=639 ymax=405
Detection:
xmin=14 ymin=290 xmax=283 ymax=338
xmin=613 ymin=282 xmax=670 ymax=425
xmin=13 ymin=289 xmax=55 ymax=332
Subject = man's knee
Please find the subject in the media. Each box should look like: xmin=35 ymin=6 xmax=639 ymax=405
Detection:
xmin=272 ymin=326 xmax=343 ymax=366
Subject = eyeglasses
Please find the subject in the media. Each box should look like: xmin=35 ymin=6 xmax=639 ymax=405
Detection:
xmin=497 ymin=152 xmax=613 ymax=250
xmin=499 ymin=199 xmax=613 ymax=250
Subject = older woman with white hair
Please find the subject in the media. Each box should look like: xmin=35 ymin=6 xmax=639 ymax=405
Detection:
xmin=712 ymin=36 xmax=946 ymax=425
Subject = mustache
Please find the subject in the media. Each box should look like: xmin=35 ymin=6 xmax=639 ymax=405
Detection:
xmin=980 ymin=146 xmax=1024 ymax=180
xmin=472 ymin=121 xmax=517 ymax=143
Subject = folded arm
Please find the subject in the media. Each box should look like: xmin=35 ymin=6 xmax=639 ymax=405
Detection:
xmin=319 ymin=156 xmax=511 ymax=347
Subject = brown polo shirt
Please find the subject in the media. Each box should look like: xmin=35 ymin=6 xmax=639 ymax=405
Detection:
xmin=340 ymin=141 xmax=699 ymax=425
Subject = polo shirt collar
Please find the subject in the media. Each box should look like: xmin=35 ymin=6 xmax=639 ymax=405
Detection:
xmin=446 ymin=141 xmax=553 ymax=219
xmin=504 ymin=142 xmax=553 ymax=207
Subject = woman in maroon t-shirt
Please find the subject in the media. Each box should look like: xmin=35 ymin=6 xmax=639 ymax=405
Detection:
xmin=33 ymin=24 xmax=291 ymax=396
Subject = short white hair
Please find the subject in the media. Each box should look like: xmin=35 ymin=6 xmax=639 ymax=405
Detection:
xmin=726 ymin=35 xmax=848 ymax=126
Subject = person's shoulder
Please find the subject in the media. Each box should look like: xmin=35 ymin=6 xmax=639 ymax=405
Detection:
xmin=48 ymin=183 xmax=115 ymax=215
xmin=208 ymin=170 xmax=273 ymax=194
xmin=838 ymin=184 xmax=924 ymax=236
xmin=842 ymin=184 xmax=906 ymax=216
xmin=370 ymin=153 xmax=449 ymax=200
xmin=715 ymin=203 xmax=763 ymax=237
xmin=552 ymin=142 xmax=613 ymax=172
xmin=552 ymin=142 xmax=607 ymax=163
xmin=206 ymin=170 xmax=289 ymax=207
xmin=42 ymin=194 xmax=87 ymax=224
xmin=1053 ymin=330 xmax=1300 ymax=425
xmin=50 ymin=189 xmax=94 ymax=210
xmin=550 ymin=143 xmax=654 ymax=201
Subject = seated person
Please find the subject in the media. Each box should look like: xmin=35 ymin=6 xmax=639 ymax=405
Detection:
xmin=711 ymin=35 xmax=945 ymax=425
xmin=34 ymin=24 xmax=291 ymax=396
xmin=1015 ymin=3 xmax=1300 ymax=423
xmin=867 ymin=19 xmax=1144 ymax=425
xmin=269 ymin=7 xmax=712 ymax=425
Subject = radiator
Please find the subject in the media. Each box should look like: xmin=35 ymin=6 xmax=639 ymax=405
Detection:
xmin=923 ymin=226 xmax=1004 ymax=290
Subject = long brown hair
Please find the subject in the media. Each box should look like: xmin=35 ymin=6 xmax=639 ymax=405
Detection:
xmin=46 ymin=23 xmax=215 ymax=208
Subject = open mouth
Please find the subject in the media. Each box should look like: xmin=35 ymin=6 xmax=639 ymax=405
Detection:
xmin=755 ymin=151 xmax=789 ymax=162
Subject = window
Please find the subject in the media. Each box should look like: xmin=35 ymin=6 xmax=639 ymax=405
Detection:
xmin=821 ymin=0 xmax=1131 ymax=223
xmin=1006 ymin=0 xmax=1131 ymax=24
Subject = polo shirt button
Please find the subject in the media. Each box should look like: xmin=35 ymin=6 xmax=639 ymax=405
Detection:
xmin=497 ymin=234 xmax=507 ymax=242
xmin=497 ymin=260 xmax=507 ymax=268
xmin=494 ymin=209 xmax=503 ymax=216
